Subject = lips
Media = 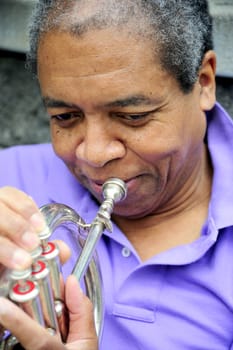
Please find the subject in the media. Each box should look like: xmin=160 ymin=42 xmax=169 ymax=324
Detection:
xmin=88 ymin=180 xmax=104 ymax=195
xmin=87 ymin=175 xmax=142 ymax=196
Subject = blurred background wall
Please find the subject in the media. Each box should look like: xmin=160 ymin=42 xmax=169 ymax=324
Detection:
xmin=0 ymin=0 xmax=233 ymax=148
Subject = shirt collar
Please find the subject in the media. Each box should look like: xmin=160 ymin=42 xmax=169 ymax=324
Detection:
xmin=206 ymin=102 xmax=233 ymax=229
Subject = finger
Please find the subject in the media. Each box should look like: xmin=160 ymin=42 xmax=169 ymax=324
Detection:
xmin=0 ymin=187 xmax=45 ymax=225
xmin=0 ymin=210 xmax=40 ymax=269
xmin=0 ymin=187 xmax=45 ymax=246
xmin=65 ymin=275 xmax=97 ymax=344
xmin=0 ymin=187 xmax=45 ymax=269
xmin=0 ymin=236 xmax=32 ymax=270
xmin=0 ymin=187 xmax=42 ymax=226
xmin=0 ymin=297 xmax=65 ymax=350
xmin=54 ymin=240 xmax=71 ymax=265
xmin=0 ymin=202 xmax=41 ymax=249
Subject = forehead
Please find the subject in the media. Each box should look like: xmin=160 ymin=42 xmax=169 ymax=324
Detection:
xmin=37 ymin=28 xmax=177 ymax=106
xmin=38 ymin=27 xmax=160 ymax=74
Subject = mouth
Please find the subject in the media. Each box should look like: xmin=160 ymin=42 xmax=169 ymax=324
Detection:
xmin=88 ymin=180 xmax=104 ymax=195
xmin=87 ymin=175 xmax=143 ymax=197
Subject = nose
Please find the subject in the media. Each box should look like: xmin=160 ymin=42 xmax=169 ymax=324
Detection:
xmin=75 ymin=119 xmax=126 ymax=167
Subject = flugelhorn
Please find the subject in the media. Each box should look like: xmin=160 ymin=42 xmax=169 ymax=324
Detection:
xmin=0 ymin=178 xmax=127 ymax=349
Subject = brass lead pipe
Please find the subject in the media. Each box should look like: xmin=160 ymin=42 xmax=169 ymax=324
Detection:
xmin=72 ymin=178 xmax=127 ymax=281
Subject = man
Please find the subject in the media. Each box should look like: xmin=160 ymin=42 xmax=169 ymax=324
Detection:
xmin=0 ymin=0 xmax=233 ymax=349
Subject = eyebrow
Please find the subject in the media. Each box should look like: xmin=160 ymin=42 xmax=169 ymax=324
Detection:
xmin=42 ymin=94 xmax=160 ymax=110
xmin=42 ymin=97 xmax=79 ymax=109
xmin=104 ymin=95 xmax=158 ymax=108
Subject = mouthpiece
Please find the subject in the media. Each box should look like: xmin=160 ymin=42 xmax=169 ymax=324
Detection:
xmin=102 ymin=178 xmax=127 ymax=203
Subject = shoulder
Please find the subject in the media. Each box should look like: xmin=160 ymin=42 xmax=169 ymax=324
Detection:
xmin=0 ymin=143 xmax=56 ymax=191
xmin=0 ymin=143 xmax=94 ymax=209
xmin=0 ymin=143 xmax=54 ymax=162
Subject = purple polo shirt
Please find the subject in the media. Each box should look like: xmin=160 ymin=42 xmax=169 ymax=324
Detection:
xmin=1 ymin=102 xmax=233 ymax=349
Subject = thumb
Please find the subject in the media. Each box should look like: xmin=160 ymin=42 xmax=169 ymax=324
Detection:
xmin=65 ymin=275 xmax=97 ymax=346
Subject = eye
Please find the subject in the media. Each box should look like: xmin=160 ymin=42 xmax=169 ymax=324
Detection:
xmin=50 ymin=111 xmax=83 ymax=126
xmin=113 ymin=111 xmax=153 ymax=125
xmin=123 ymin=112 xmax=150 ymax=120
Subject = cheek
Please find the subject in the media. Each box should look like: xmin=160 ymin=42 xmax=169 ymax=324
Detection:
xmin=131 ymin=124 xmax=182 ymax=164
xmin=131 ymin=118 xmax=203 ymax=172
xmin=50 ymin=125 xmax=76 ymax=162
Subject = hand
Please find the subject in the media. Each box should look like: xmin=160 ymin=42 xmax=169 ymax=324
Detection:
xmin=0 ymin=275 xmax=98 ymax=350
xmin=0 ymin=187 xmax=46 ymax=270
xmin=0 ymin=187 xmax=98 ymax=349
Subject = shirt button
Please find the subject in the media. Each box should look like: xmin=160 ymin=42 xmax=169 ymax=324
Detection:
xmin=122 ymin=247 xmax=131 ymax=258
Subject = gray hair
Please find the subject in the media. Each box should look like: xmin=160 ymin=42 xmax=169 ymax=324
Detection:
xmin=27 ymin=0 xmax=213 ymax=93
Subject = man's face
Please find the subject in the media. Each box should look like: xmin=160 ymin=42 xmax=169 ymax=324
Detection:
xmin=38 ymin=28 xmax=207 ymax=218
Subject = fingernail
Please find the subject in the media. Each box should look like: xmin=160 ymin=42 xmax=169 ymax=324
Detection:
xmin=12 ymin=250 xmax=31 ymax=269
xmin=30 ymin=213 xmax=46 ymax=232
xmin=21 ymin=231 xmax=40 ymax=249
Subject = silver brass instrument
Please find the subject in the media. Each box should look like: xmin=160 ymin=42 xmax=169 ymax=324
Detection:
xmin=0 ymin=178 xmax=127 ymax=349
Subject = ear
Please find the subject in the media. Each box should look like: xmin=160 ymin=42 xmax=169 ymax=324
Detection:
xmin=198 ymin=50 xmax=217 ymax=111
